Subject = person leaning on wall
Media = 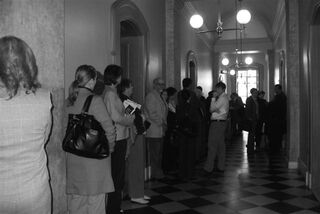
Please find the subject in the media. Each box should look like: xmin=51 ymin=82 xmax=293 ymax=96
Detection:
xmin=0 ymin=36 xmax=52 ymax=214
xmin=65 ymin=65 xmax=115 ymax=214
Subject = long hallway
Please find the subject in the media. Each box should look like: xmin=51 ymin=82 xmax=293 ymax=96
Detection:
xmin=123 ymin=134 xmax=320 ymax=214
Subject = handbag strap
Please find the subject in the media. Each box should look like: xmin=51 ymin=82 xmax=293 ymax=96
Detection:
xmin=82 ymin=95 xmax=94 ymax=113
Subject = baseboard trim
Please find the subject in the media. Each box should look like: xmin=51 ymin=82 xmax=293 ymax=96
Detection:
xmin=312 ymin=187 xmax=320 ymax=202
xmin=288 ymin=161 xmax=298 ymax=169
xmin=298 ymin=158 xmax=308 ymax=174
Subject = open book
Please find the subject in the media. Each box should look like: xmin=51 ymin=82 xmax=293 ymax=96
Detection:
xmin=123 ymin=99 xmax=141 ymax=115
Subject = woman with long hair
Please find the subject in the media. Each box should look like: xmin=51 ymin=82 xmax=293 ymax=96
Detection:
xmin=0 ymin=36 xmax=52 ymax=213
xmin=65 ymin=65 xmax=115 ymax=214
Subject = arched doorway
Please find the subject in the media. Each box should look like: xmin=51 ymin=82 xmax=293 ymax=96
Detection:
xmin=111 ymin=0 xmax=149 ymax=104
xmin=309 ymin=2 xmax=320 ymax=199
xmin=186 ymin=51 xmax=198 ymax=89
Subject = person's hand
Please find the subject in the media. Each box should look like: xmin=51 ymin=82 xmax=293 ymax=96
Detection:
xmin=109 ymin=141 xmax=115 ymax=153
xmin=125 ymin=144 xmax=131 ymax=160
xmin=213 ymin=91 xmax=219 ymax=98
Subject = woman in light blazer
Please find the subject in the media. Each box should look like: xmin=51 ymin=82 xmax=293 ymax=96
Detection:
xmin=65 ymin=65 xmax=115 ymax=214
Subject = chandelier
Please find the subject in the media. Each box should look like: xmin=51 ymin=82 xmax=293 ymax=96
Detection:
xmin=189 ymin=0 xmax=253 ymax=75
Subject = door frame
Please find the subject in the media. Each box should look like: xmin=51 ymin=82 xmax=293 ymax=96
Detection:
xmin=308 ymin=0 xmax=320 ymax=200
xmin=111 ymin=0 xmax=149 ymax=99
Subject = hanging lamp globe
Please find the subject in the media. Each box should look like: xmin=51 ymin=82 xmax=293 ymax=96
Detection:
xmin=190 ymin=14 xmax=204 ymax=29
xmin=236 ymin=9 xmax=251 ymax=24
xmin=222 ymin=57 xmax=230 ymax=66
xmin=245 ymin=56 xmax=253 ymax=65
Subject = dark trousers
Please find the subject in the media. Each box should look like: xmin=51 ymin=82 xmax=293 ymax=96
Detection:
xmin=146 ymin=138 xmax=164 ymax=179
xmin=106 ymin=139 xmax=127 ymax=214
xmin=178 ymin=134 xmax=196 ymax=179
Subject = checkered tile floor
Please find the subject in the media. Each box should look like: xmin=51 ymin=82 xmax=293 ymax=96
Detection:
xmin=122 ymin=133 xmax=320 ymax=214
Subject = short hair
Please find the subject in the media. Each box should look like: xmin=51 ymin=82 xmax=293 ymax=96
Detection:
xmin=153 ymin=77 xmax=162 ymax=85
xmin=182 ymin=78 xmax=192 ymax=88
xmin=196 ymin=86 xmax=203 ymax=91
xmin=275 ymin=84 xmax=282 ymax=90
xmin=215 ymin=81 xmax=226 ymax=90
xmin=0 ymin=36 xmax=41 ymax=98
xmin=104 ymin=64 xmax=122 ymax=85
xmin=258 ymin=90 xmax=265 ymax=96
xmin=117 ymin=78 xmax=132 ymax=95
xmin=250 ymin=88 xmax=258 ymax=94
xmin=166 ymin=87 xmax=177 ymax=98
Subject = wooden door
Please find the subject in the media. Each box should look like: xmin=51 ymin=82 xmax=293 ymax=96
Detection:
xmin=120 ymin=36 xmax=145 ymax=104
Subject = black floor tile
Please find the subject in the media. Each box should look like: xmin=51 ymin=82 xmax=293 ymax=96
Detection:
xmin=152 ymin=186 xmax=181 ymax=194
xmin=263 ymin=191 xmax=297 ymax=201
xmin=147 ymin=195 xmax=172 ymax=205
xmin=168 ymin=210 xmax=201 ymax=214
xmin=263 ymin=182 xmax=291 ymax=190
xmin=219 ymin=199 xmax=257 ymax=211
xmin=264 ymin=202 xmax=303 ymax=213
xmin=124 ymin=206 xmax=162 ymax=214
xmin=178 ymin=197 xmax=212 ymax=208
xmin=187 ymin=188 xmax=216 ymax=196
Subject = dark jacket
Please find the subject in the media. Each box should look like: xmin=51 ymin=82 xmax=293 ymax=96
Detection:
xmin=245 ymin=96 xmax=259 ymax=121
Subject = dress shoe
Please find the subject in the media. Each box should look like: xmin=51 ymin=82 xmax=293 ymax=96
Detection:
xmin=131 ymin=198 xmax=150 ymax=204
xmin=143 ymin=195 xmax=151 ymax=200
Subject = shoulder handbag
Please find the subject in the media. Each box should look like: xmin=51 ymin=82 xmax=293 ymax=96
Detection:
xmin=62 ymin=95 xmax=109 ymax=159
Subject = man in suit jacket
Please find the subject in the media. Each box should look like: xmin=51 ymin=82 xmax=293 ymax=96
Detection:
xmin=245 ymin=88 xmax=260 ymax=153
xmin=176 ymin=78 xmax=201 ymax=179
xmin=144 ymin=77 xmax=168 ymax=179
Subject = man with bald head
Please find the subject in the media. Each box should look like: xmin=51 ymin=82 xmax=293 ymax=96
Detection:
xmin=144 ymin=78 xmax=168 ymax=179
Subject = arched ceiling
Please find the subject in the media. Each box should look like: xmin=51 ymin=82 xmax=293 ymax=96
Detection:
xmin=185 ymin=0 xmax=281 ymax=42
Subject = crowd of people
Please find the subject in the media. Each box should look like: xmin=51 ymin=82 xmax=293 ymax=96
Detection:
xmin=0 ymin=36 xmax=287 ymax=214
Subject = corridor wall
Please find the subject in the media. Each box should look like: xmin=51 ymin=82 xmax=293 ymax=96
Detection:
xmin=65 ymin=0 xmax=165 ymax=96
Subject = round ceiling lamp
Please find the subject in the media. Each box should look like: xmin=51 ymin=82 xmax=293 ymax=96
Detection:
xmin=229 ymin=69 xmax=236 ymax=76
xmin=190 ymin=14 xmax=204 ymax=29
xmin=245 ymin=56 xmax=253 ymax=65
xmin=236 ymin=9 xmax=251 ymax=24
xmin=221 ymin=57 xmax=229 ymax=66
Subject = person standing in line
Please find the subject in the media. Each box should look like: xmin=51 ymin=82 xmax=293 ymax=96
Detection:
xmin=257 ymin=90 xmax=268 ymax=151
xmin=103 ymin=65 xmax=135 ymax=214
xmin=266 ymin=84 xmax=287 ymax=153
xmin=203 ymin=82 xmax=229 ymax=173
xmin=176 ymin=78 xmax=201 ymax=179
xmin=65 ymin=65 xmax=115 ymax=214
xmin=117 ymin=78 xmax=150 ymax=205
xmin=162 ymin=87 xmax=179 ymax=175
xmin=0 ymin=36 xmax=52 ymax=214
xmin=144 ymin=77 xmax=167 ymax=180
xmin=195 ymin=86 xmax=208 ymax=162
xmin=245 ymin=88 xmax=260 ymax=153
